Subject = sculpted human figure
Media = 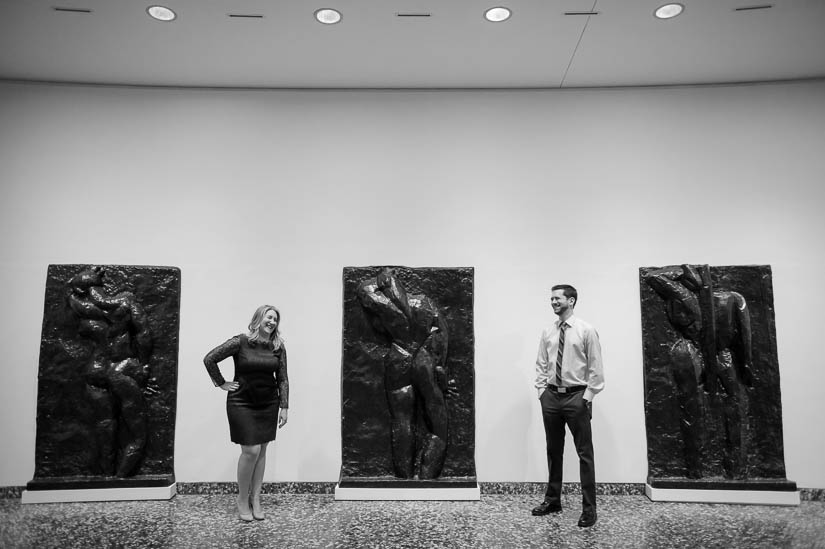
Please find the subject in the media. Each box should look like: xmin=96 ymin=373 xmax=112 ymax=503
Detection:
xmin=645 ymin=264 xmax=754 ymax=479
xmin=644 ymin=265 xmax=709 ymax=478
xmin=66 ymin=266 xmax=153 ymax=477
xmin=708 ymin=284 xmax=754 ymax=478
xmin=356 ymin=269 xmax=453 ymax=479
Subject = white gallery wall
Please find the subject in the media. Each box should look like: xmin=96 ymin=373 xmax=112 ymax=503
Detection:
xmin=1 ymin=79 xmax=823 ymax=489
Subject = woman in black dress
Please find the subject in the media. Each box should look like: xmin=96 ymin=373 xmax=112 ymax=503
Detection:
xmin=204 ymin=305 xmax=289 ymax=522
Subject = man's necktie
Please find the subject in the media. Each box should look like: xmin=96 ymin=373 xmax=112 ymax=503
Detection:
xmin=555 ymin=323 xmax=566 ymax=387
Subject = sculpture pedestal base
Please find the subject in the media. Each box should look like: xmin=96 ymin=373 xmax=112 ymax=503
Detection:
xmin=22 ymin=475 xmax=177 ymax=504
xmin=335 ymin=477 xmax=479 ymax=501
xmin=335 ymin=484 xmax=479 ymax=501
xmin=22 ymin=483 xmax=176 ymax=504
xmin=645 ymin=479 xmax=800 ymax=506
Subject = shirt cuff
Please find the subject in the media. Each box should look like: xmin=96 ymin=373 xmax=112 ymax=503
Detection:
xmin=584 ymin=389 xmax=596 ymax=402
xmin=537 ymin=387 xmax=545 ymax=398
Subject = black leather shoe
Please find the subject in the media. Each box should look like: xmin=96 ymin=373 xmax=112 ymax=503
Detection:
xmin=577 ymin=510 xmax=597 ymax=527
xmin=531 ymin=500 xmax=562 ymax=516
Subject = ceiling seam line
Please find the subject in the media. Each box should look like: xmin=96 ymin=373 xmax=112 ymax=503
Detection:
xmin=559 ymin=0 xmax=599 ymax=88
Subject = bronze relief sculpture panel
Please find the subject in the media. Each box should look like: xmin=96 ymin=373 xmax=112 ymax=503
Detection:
xmin=28 ymin=264 xmax=180 ymax=491
xmin=640 ymin=264 xmax=794 ymax=491
xmin=340 ymin=266 xmax=476 ymax=487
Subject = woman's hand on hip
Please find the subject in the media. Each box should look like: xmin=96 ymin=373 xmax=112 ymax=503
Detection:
xmin=220 ymin=381 xmax=239 ymax=392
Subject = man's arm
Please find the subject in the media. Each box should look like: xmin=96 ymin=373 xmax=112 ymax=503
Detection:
xmin=535 ymin=329 xmax=551 ymax=398
xmin=583 ymin=328 xmax=605 ymax=402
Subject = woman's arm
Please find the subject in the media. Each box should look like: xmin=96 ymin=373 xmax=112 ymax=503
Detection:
xmin=276 ymin=345 xmax=289 ymax=409
xmin=203 ymin=336 xmax=240 ymax=387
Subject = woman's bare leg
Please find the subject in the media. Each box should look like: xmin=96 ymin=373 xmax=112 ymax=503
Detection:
xmin=237 ymin=444 xmax=261 ymax=520
xmin=250 ymin=442 xmax=269 ymax=519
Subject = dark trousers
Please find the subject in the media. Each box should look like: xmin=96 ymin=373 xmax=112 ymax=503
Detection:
xmin=540 ymin=389 xmax=596 ymax=512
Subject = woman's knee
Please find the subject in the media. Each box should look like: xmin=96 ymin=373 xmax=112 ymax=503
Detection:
xmin=241 ymin=444 xmax=262 ymax=458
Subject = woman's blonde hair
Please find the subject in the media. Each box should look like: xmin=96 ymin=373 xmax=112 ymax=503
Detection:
xmin=247 ymin=304 xmax=283 ymax=350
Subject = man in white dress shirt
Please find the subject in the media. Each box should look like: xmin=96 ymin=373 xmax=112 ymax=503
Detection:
xmin=532 ymin=284 xmax=604 ymax=528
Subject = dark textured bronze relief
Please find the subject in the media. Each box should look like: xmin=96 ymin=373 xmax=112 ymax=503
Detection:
xmin=340 ymin=267 xmax=475 ymax=487
xmin=28 ymin=265 xmax=180 ymax=490
xmin=640 ymin=264 xmax=794 ymax=490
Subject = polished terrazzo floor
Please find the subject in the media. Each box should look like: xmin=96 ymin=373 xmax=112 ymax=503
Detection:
xmin=1 ymin=494 xmax=824 ymax=548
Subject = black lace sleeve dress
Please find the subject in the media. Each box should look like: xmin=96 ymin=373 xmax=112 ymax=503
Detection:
xmin=203 ymin=334 xmax=289 ymax=445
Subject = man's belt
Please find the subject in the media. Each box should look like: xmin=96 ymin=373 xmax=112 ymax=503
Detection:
xmin=547 ymin=385 xmax=586 ymax=394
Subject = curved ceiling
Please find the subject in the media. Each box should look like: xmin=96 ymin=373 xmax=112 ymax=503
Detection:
xmin=1 ymin=0 xmax=824 ymax=88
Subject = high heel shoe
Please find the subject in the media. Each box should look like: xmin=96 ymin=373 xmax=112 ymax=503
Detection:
xmin=238 ymin=499 xmax=254 ymax=522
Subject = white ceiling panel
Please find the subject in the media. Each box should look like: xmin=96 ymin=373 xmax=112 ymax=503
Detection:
xmin=565 ymin=0 xmax=825 ymax=87
xmin=0 ymin=0 xmax=823 ymax=88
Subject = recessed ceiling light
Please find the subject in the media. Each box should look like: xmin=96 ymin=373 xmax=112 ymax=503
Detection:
xmin=654 ymin=3 xmax=684 ymax=19
xmin=147 ymin=5 xmax=176 ymax=22
xmin=484 ymin=7 xmax=512 ymax=22
xmin=315 ymin=8 xmax=342 ymax=25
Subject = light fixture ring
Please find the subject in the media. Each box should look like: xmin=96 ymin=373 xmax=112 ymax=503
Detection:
xmin=315 ymin=8 xmax=342 ymax=25
xmin=484 ymin=6 xmax=512 ymax=23
xmin=654 ymin=3 xmax=684 ymax=20
xmin=147 ymin=5 xmax=177 ymax=22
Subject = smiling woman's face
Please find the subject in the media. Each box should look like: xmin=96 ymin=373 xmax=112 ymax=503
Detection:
xmin=260 ymin=309 xmax=279 ymax=335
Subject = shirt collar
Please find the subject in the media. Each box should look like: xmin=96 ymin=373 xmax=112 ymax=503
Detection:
xmin=556 ymin=315 xmax=577 ymax=329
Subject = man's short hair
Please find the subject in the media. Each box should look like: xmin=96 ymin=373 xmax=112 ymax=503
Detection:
xmin=551 ymin=284 xmax=578 ymax=306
